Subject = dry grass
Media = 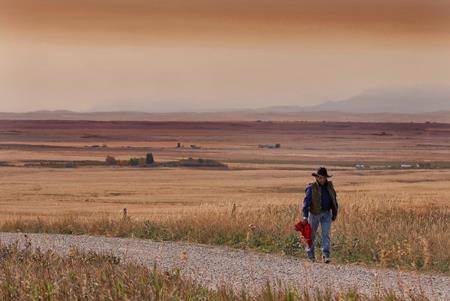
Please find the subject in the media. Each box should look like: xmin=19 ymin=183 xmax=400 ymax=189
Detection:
xmin=1 ymin=167 xmax=450 ymax=220
xmin=3 ymin=190 xmax=449 ymax=275
xmin=1 ymin=167 xmax=449 ymax=275
xmin=0 ymin=241 xmax=430 ymax=301
xmin=1 ymin=120 xmax=449 ymax=283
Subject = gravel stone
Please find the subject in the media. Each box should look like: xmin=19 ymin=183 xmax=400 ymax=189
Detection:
xmin=0 ymin=232 xmax=448 ymax=300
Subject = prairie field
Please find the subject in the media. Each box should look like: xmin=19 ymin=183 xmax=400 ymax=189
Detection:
xmin=0 ymin=120 xmax=449 ymax=276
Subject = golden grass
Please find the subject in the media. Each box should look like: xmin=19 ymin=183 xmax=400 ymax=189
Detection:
xmin=1 ymin=167 xmax=449 ymax=219
xmin=1 ymin=167 xmax=449 ymax=274
xmin=3 ymin=190 xmax=449 ymax=275
xmin=0 ymin=241 xmax=430 ymax=301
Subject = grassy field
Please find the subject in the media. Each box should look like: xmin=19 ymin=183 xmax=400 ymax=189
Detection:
xmin=0 ymin=120 xmax=449 ymax=276
xmin=2 ymin=168 xmax=449 ymax=274
xmin=0 ymin=242 xmax=430 ymax=301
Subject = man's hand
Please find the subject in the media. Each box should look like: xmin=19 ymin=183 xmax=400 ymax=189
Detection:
xmin=331 ymin=215 xmax=337 ymax=221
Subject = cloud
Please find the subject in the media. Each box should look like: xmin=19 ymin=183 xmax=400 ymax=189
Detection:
xmin=1 ymin=0 xmax=449 ymax=45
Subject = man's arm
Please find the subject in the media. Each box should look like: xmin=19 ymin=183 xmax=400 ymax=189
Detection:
xmin=332 ymin=192 xmax=339 ymax=221
xmin=335 ymin=194 xmax=339 ymax=210
xmin=301 ymin=185 xmax=312 ymax=219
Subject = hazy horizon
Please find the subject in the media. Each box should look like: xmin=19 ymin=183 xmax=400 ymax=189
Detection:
xmin=1 ymin=0 xmax=449 ymax=112
xmin=1 ymin=84 xmax=450 ymax=114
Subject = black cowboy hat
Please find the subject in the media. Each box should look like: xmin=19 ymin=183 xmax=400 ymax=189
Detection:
xmin=312 ymin=167 xmax=332 ymax=178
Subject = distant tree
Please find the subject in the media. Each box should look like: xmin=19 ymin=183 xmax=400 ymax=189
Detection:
xmin=129 ymin=158 xmax=140 ymax=166
xmin=105 ymin=155 xmax=117 ymax=165
xmin=146 ymin=153 xmax=154 ymax=165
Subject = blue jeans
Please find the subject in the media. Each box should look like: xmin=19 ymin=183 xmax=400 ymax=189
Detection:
xmin=306 ymin=210 xmax=332 ymax=258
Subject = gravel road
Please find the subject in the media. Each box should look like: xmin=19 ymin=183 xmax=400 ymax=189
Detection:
xmin=0 ymin=232 xmax=448 ymax=300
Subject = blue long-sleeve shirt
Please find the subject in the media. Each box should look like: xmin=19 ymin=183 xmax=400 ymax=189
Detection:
xmin=302 ymin=182 xmax=338 ymax=218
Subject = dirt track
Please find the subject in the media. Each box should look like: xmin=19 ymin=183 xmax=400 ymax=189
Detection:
xmin=0 ymin=232 xmax=448 ymax=300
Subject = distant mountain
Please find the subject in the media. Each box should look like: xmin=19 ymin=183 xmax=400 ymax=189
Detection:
xmin=1 ymin=109 xmax=449 ymax=123
xmin=1 ymin=86 xmax=449 ymax=122
xmin=299 ymin=86 xmax=450 ymax=113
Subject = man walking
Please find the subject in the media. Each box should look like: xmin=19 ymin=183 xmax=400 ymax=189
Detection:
xmin=301 ymin=167 xmax=338 ymax=263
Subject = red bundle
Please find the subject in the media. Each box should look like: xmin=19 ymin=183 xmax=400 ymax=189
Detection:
xmin=294 ymin=221 xmax=312 ymax=247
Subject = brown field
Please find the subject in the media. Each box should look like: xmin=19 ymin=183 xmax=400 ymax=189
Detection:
xmin=1 ymin=120 xmax=450 ymax=220
xmin=0 ymin=120 xmax=449 ymax=273
xmin=2 ymin=167 xmax=450 ymax=221
xmin=1 ymin=120 xmax=450 ymax=164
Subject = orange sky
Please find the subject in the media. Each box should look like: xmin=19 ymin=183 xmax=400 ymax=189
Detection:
xmin=1 ymin=0 xmax=449 ymax=112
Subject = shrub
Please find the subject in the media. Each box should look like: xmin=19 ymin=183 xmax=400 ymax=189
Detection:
xmin=105 ymin=155 xmax=117 ymax=165
xmin=128 ymin=158 xmax=140 ymax=166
